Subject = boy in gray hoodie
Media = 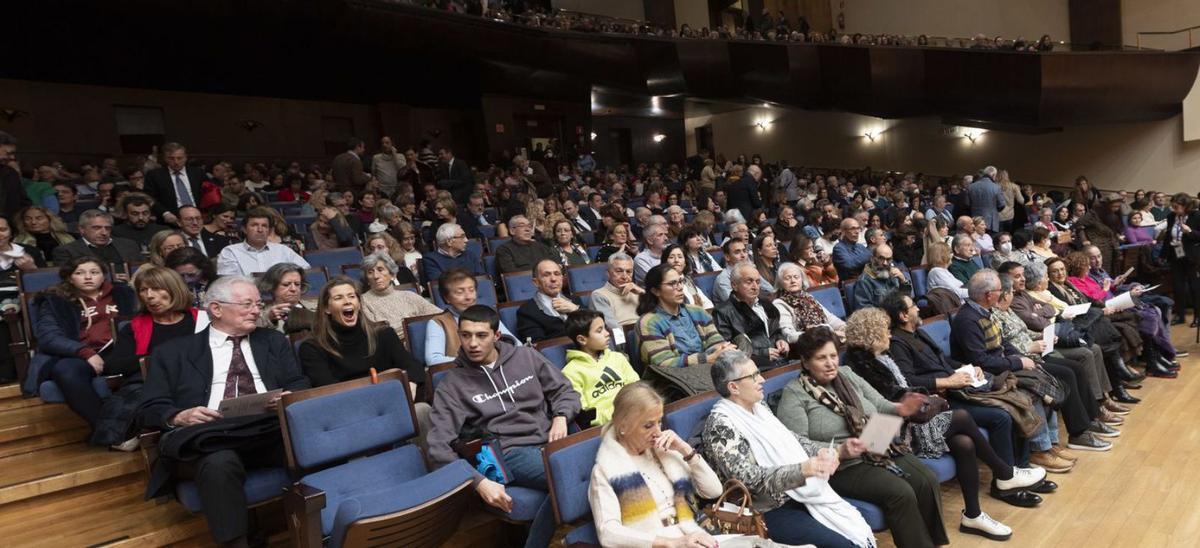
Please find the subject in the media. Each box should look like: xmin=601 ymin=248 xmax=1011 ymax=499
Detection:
xmin=426 ymin=305 xmax=581 ymax=548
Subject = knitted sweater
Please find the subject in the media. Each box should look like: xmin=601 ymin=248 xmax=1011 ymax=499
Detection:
xmin=361 ymin=288 xmax=442 ymax=341
xmin=775 ymin=368 xmax=897 ymax=470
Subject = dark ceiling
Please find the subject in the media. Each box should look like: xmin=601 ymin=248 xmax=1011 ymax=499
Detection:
xmin=3 ymin=0 xmax=1199 ymax=130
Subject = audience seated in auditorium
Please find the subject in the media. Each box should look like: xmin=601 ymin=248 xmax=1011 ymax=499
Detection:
xmin=947 ymin=234 xmax=980 ymax=284
xmin=165 ymin=246 xmax=215 ymax=308
xmin=788 ymin=233 xmax=838 ymax=287
xmin=715 ymin=238 xmax=773 ymax=304
xmin=253 ymin=263 xmax=315 ymax=335
xmin=633 ymin=221 xmax=668 ymax=285
xmin=548 ymin=218 xmax=590 ymax=268
xmin=425 ymin=304 xmax=580 ymax=548
xmin=636 ymin=264 xmax=732 ymax=394
xmin=832 ymin=217 xmax=869 ymax=279
xmin=562 ymin=309 xmax=639 ymax=427
xmin=216 ymin=207 xmax=309 ymax=276
xmin=1081 ymin=245 xmax=1180 ymax=358
xmin=495 ymin=213 xmax=560 ymax=275
xmin=424 ymin=268 xmax=520 ymax=366
xmin=53 ymin=210 xmax=140 ymax=270
xmin=113 ymin=192 xmax=168 ymax=250
xmin=772 ymin=262 xmax=845 ymax=346
xmin=661 ymin=244 xmax=713 ymax=309
xmin=926 ymin=241 xmax=968 ymax=298
xmin=359 ymin=252 xmax=440 ymax=341
xmin=0 ymin=214 xmax=45 ymax=308
xmin=52 ymin=181 xmax=82 ymax=224
xmin=594 ymin=222 xmax=639 ymax=264
xmin=306 ymin=204 xmax=358 ymax=251
xmin=15 ymin=206 xmax=74 ymax=263
xmin=848 ymin=244 xmax=911 ymax=311
xmin=588 ymin=252 xmax=642 ymax=331
xmin=776 ymin=328 xmax=948 ymax=547
xmin=173 ymin=205 xmax=227 ymax=258
xmin=458 ymin=192 xmax=505 ymax=239
xmin=516 ymin=259 xmax=580 ymax=343
xmin=714 ymin=262 xmax=788 ymax=369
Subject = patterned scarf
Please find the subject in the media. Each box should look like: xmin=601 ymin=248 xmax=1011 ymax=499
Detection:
xmin=798 ymin=373 xmax=908 ymax=475
xmin=780 ymin=290 xmax=828 ymax=330
xmin=595 ymin=429 xmax=696 ymax=530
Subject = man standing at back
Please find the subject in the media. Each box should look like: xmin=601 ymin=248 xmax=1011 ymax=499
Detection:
xmin=331 ymin=137 xmax=370 ymax=192
xmin=967 ymin=166 xmax=1006 ymax=233
xmin=438 ymin=147 xmax=473 ymax=205
xmin=143 ymin=142 xmax=206 ymax=226
xmin=371 ymin=136 xmax=406 ymax=197
xmin=727 ymin=164 xmax=764 ymax=222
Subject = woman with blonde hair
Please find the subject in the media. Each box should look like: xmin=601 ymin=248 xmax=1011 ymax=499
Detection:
xmin=589 ymin=381 xmax=725 ymax=548
xmin=15 ymin=206 xmax=74 ymax=262
xmin=924 ymin=241 xmax=967 ymax=298
xmin=147 ymin=230 xmax=187 ymax=266
xmin=526 ymin=198 xmax=549 ymax=240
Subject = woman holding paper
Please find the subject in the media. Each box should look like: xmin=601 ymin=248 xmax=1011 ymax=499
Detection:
xmin=776 ymin=328 xmax=1018 ymax=547
xmin=1045 ymin=257 xmax=1152 ymax=375
xmin=700 ymin=349 xmax=876 ymax=548
xmin=841 ymin=310 xmax=1046 ymax=531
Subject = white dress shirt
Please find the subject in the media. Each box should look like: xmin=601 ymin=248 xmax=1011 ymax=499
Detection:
xmin=205 ymin=326 xmax=267 ymax=409
xmin=171 ymin=169 xmax=197 ymax=208
xmin=217 ymin=242 xmax=311 ymax=276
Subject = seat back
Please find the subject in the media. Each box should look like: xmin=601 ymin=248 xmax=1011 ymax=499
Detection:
xmin=918 ymin=315 xmax=952 ymax=357
xmin=693 ymin=271 xmax=720 ymax=300
xmin=488 ymin=237 xmax=510 ymax=253
xmin=586 ymin=245 xmax=602 ymax=261
xmin=662 ymin=391 xmax=721 ymax=442
xmin=842 ymin=279 xmax=858 ymax=314
xmin=478 ymin=224 xmax=497 ymax=239
xmin=762 ymin=363 xmax=802 ymax=398
xmin=534 ymin=337 xmax=573 ymax=369
xmin=909 ymin=265 xmax=929 ymax=298
xmin=499 ymin=301 xmax=524 ymax=336
xmin=482 ymin=254 xmax=498 ymax=280
xmin=566 ymin=263 xmax=608 ymax=294
xmin=808 ymin=283 xmax=846 ymax=320
xmin=426 ymin=362 xmax=459 ymax=402
xmin=304 ymin=267 xmax=329 ymax=298
xmin=709 ymin=249 xmax=725 ymax=267
xmin=340 ymin=265 xmax=363 ymax=282
xmin=280 ymin=370 xmax=416 ymax=473
xmin=403 ymin=313 xmax=443 ymax=367
xmin=19 ymin=267 xmax=60 ymax=294
xmin=466 ymin=239 xmax=484 ymax=259
xmin=305 ymin=247 xmax=365 ymax=273
xmin=542 ymin=427 xmax=603 ymax=525
xmin=502 ymin=271 xmax=538 ymax=302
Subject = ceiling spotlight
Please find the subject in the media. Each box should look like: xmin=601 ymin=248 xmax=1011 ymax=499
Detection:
xmin=653 ymin=134 xmax=666 ymax=143
xmin=590 ymin=132 xmax=597 ymax=140
xmin=863 ymin=131 xmax=877 ymax=142
xmin=961 ymin=127 xmax=986 ymax=143
xmin=762 ymin=102 xmax=771 ymax=108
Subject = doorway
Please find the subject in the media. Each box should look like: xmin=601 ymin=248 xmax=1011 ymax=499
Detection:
xmin=610 ymin=128 xmax=633 ymax=167
xmin=694 ymin=125 xmax=714 ymax=156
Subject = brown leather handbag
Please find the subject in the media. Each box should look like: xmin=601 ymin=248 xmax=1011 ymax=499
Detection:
xmin=701 ymin=479 xmax=769 ymax=538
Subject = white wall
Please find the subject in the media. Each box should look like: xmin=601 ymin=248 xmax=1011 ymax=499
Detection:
xmin=831 ymin=0 xmax=1068 ymax=41
xmin=551 ymin=0 xmax=644 ymax=21
xmin=688 ymin=105 xmax=1200 ymax=194
xmin=1122 ymin=0 xmax=1200 ymax=50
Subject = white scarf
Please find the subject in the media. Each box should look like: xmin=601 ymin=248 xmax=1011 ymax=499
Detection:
xmin=710 ymin=399 xmax=876 ymax=548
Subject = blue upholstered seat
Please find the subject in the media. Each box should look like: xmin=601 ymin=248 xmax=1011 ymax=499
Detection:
xmin=38 ymin=376 xmax=110 ymax=404
xmin=693 ymin=272 xmax=719 ymax=300
xmin=499 ymin=303 xmax=523 ymax=335
xmin=303 ymin=268 xmax=327 ymax=298
xmin=483 ymin=254 xmax=498 ymax=280
xmin=920 ymin=455 xmax=957 ymax=483
xmin=909 ymin=266 xmax=929 ymax=299
xmin=846 ymin=498 xmax=887 ymax=531
xmin=503 ymin=272 xmax=539 ymax=302
xmin=305 ymin=247 xmax=365 ymax=273
xmin=466 ymin=239 xmax=484 ymax=259
xmin=544 ymin=431 xmax=602 ymax=542
xmin=566 ymin=263 xmax=608 ymax=293
xmin=537 ymin=339 xmax=572 ymax=369
xmin=918 ymin=319 xmax=952 ymax=357
xmin=809 ymin=284 xmax=847 ymax=320
xmin=176 ymin=467 xmax=291 ymax=513
xmin=662 ymin=394 xmax=721 ymax=442
xmin=502 ymin=485 xmax=549 ymax=522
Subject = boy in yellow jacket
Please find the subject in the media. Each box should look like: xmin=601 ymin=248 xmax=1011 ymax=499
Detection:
xmin=562 ymin=310 xmax=640 ymax=426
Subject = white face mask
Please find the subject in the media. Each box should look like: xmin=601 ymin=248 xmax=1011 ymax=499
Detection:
xmin=1000 ymin=242 xmax=1013 ymax=253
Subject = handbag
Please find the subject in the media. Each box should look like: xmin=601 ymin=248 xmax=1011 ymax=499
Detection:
xmin=700 ymin=479 xmax=769 ymax=538
xmin=1013 ymin=367 xmax=1069 ymax=409
xmin=906 ymin=393 xmax=950 ymax=424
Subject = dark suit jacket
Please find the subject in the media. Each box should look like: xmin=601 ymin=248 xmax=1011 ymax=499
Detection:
xmin=1163 ymin=211 xmax=1200 ymax=262
xmin=138 ymin=327 xmax=311 ymax=430
xmin=52 ymin=237 xmax=142 ymax=266
xmin=0 ymin=165 xmax=32 ymax=218
xmin=438 ymin=157 xmax=473 ymax=204
xmin=145 ymin=166 xmax=208 ymax=219
xmin=726 ymin=174 xmax=763 ymax=222
xmin=889 ymin=327 xmax=961 ymax=393
xmin=516 ymin=297 xmax=580 ymax=343
xmin=195 ymin=228 xmax=234 ymax=257
xmin=579 ymin=206 xmax=603 ymax=232
xmin=712 ymin=297 xmax=784 ymax=367
xmin=332 ymin=151 xmax=370 ymax=191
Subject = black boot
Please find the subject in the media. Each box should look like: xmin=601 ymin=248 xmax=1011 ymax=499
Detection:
xmin=1111 ymin=356 xmax=1145 ymax=382
xmin=1157 ymin=354 xmax=1181 ymax=371
xmin=1109 ymin=385 xmax=1141 ymax=404
xmin=1146 ymin=349 xmax=1179 ymax=378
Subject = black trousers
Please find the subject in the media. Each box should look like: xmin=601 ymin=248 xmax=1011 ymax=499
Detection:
xmin=1040 ymin=360 xmax=1096 ymax=437
xmin=175 ymin=444 xmax=285 ymax=543
xmin=1169 ymin=257 xmax=1200 ymax=320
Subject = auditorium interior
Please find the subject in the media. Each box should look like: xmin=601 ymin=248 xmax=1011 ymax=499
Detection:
xmin=2 ymin=0 xmax=1200 ymax=547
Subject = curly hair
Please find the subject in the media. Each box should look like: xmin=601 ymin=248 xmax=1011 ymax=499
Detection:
xmin=1063 ymin=251 xmax=1091 ymax=277
xmin=844 ymin=307 xmax=891 ymax=352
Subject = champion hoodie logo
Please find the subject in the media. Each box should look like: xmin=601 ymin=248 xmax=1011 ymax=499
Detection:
xmin=472 ymin=373 xmax=535 ymax=407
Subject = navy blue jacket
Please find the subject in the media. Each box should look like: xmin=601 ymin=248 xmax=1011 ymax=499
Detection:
xmin=950 ymin=302 xmax=1023 ymax=374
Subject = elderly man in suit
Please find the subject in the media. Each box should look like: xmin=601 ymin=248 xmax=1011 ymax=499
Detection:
xmin=726 ymin=164 xmax=764 ymax=223
xmin=966 ymin=165 xmax=1006 ymax=233
xmin=437 ymin=147 xmax=473 ymax=204
xmin=53 ymin=210 xmax=141 ymax=275
xmin=331 ymin=137 xmax=371 ymax=192
xmin=138 ymin=275 xmax=311 ymax=546
xmin=516 ymin=259 xmax=582 ymax=343
xmin=144 ymin=142 xmax=209 ymax=226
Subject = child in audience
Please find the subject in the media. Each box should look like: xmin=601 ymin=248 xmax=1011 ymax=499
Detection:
xmin=562 ymin=309 xmax=639 ymax=426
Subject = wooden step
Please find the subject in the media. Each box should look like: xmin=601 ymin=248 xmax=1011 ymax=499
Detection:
xmin=0 ymin=403 xmax=86 ymax=444
xmin=0 ymin=474 xmax=206 ymax=547
xmin=0 ymin=442 xmax=143 ymax=505
xmin=0 ymin=382 xmax=22 ymax=399
xmin=0 ymin=395 xmax=44 ymax=412
xmin=0 ymin=425 xmax=89 ymax=459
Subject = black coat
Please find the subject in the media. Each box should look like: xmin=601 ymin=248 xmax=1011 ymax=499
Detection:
xmin=137 ymin=327 xmax=311 ymax=431
xmin=515 ymin=297 xmax=580 ymax=343
xmin=145 ymin=166 xmax=209 ymax=219
xmin=726 ymin=173 xmax=763 ymax=222
xmin=887 ymin=328 xmax=961 ymax=393
xmin=1163 ymin=210 xmax=1200 ymax=263
xmin=712 ymin=297 xmax=784 ymax=368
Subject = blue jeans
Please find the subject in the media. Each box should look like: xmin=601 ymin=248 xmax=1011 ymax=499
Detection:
xmin=49 ymin=358 xmax=102 ymax=427
xmin=1028 ymin=403 xmax=1061 ymax=452
xmin=503 ymin=445 xmax=554 ymax=548
xmin=951 ymin=401 xmax=1027 ymax=467
xmin=763 ymin=501 xmax=859 ymax=547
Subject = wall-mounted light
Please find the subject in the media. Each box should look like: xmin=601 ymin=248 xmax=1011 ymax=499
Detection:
xmin=0 ymin=108 xmax=29 ymax=123
xmin=863 ymin=131 xmax=878 ymax=142
xmin=590 ymin=132 xmax=597 ymax=140
xmin=762 ymin=102 xmax=771 ymax=108
xmin=239 ymin=120 xmax=263 ymax=132
xmin=961 ymin=127 xmax=986 ymax=143
xmin=651 ymin=96 xmax=662 ymax=113
xmin=652 ymin=133 xmax=666 ymax=143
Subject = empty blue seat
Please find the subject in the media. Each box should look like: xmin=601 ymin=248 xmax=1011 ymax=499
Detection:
xmin=305 ymin=247 xmax=364 ymax=273
xmin=662 ymin=393 xmax=721 ymax=442
xmin=918 ymin=319 xmax=952 ymax=357
xmin=587 ymin=245 xmax=602 ymax=261
xmin=566 ymin=263 xmax=608 ymax=293
xmin=466 ymin=239 xmax=484 ymax=259
xmin=808 ymin=284 xmax=847 ymax=320
xmin=535 ymin=337 xmax=572 ymax=369
xmin=304 ymin=268 xmax=328 ymax=298
xmin=483 ymin=254 xmax=498 ymax=280
xmin=503 ymin=271 xmax=538 ymax=302
xmin=19 ymin=268 xmax=61 ymax=293
xmin=842 ymin=280 xmax=858 ymax=314
xmin=404 ymin=314 xmax=440 ymax=368
xmin=499 ymin=303 xmax=523 ymax=335
xmin=477 ymin=224 xmax=497 ymax=239
xmin=910 ymin=266 xmax=929 ymax=299
xmin=693 ymin=272 xmax=719 ymax=300
xmin=709 ymin=250 xmax=725 ymax=267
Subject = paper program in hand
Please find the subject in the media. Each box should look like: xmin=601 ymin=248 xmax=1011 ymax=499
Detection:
xmin=859 ymin=413 xmax=904 ymax=455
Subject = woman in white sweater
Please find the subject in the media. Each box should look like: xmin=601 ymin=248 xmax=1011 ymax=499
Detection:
xmin=589 ymin=382 xmax=723 ymax=548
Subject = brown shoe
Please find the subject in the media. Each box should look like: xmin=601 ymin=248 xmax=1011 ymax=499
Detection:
xmin=1098 ymin=408 xmax=1124 ymax=425
xmin=1051 ymin=445 xmax=1079 ymax=462
xmin=1102 ymin=398 xmax=1131 ymax=415
xmin=1030 ymin=451 xmax=1074 ymax=473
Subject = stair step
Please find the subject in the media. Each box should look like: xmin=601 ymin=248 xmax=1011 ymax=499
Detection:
xmin=0 ymin=425 xmax=89 ymax=459
xmin=0 ymin=442 xmax=143 ymax=505
xmin=0 ymin=475 xmax=206 ymax=547
xmin=0 ymin=403 xmax=86 ymax=444
xmin=0 ymin=395 xmax=44 ymax=412
xmin=0 ymin=382 xmax=21 ymax=399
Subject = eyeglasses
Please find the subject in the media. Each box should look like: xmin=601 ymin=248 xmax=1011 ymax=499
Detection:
xmin=660 ymin=279 xmax=684 ymax=288
xmin=730 ymin=370 xmax=764 ymax=383
xmin=218 ymin=300 xmax=264 ymax=310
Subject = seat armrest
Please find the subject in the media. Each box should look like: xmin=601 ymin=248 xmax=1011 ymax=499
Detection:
xmin=138 ymin=430 xmax=162 ymax=478
xmin=285 ymin=482 xmax=328 ymax=548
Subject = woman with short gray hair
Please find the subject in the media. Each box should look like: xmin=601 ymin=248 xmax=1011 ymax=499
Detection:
xmin=256 ymin=262 xmax=316 ymax=334
xmin=701 ymin=350 xmax=875 ymax=548
xmin=359 ymin=251 xmax=440 ymax=342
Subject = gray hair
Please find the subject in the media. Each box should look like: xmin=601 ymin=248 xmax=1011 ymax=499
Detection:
xmin=607 ymin=252 xmax=633 ymax=267
xmin=997 ymin=272 xmax=1014 ymax=295
xmin=643 ymin=222 xmax=667 ymax=241
xmin=378 ymin=203 xmax=400 ymax=219
xmin=982 ymin=166 xmax=998 ymax=179
xmin=775 ymin=261 xmax=805 ymax=293
xmin=665 ymin=205 xmax=684 ymax=215
xmin=362 ymin=251 xmax=398 ymax=275
xmin=712 ymin=350 xmax=754 ymax=398
xmin=647 ymin=214 xmax=667 ymax=227
xmin=257 ymin=262 xmax=306 ymax=296
xmin=730 ymin=261 xmax=759 ymax=285
xmin=204 ymin=275 xmax=257 ymax=308
xmin=723 ymin=209 xmax=746 ymax=225
xmin=79 ymin=209 xmax=113 ymax=227
xmin=1024 ymin=262 xmax=1046 ymax=289
xmin=952 ymin=234 xmax=974 ymax=252
xmin=966 ymin=269 xmax=1000 ymax=302
xmin=435 ymin=222 xmax=463 ymax=247
xmin=507 ymin=215 xmax=528 ymax=231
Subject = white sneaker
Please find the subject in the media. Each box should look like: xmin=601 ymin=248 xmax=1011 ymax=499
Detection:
xmin=995 ymin=466 xmax=1047 ymax=490
xmin=110 ymin=437 xmax=140 ymax=452
xmin=960 ymin=510 xmax=1013 ymax=541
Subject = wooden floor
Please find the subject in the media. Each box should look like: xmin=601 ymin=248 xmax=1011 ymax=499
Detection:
xmin=0 ymin=325 xmax=1196 ymax=547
